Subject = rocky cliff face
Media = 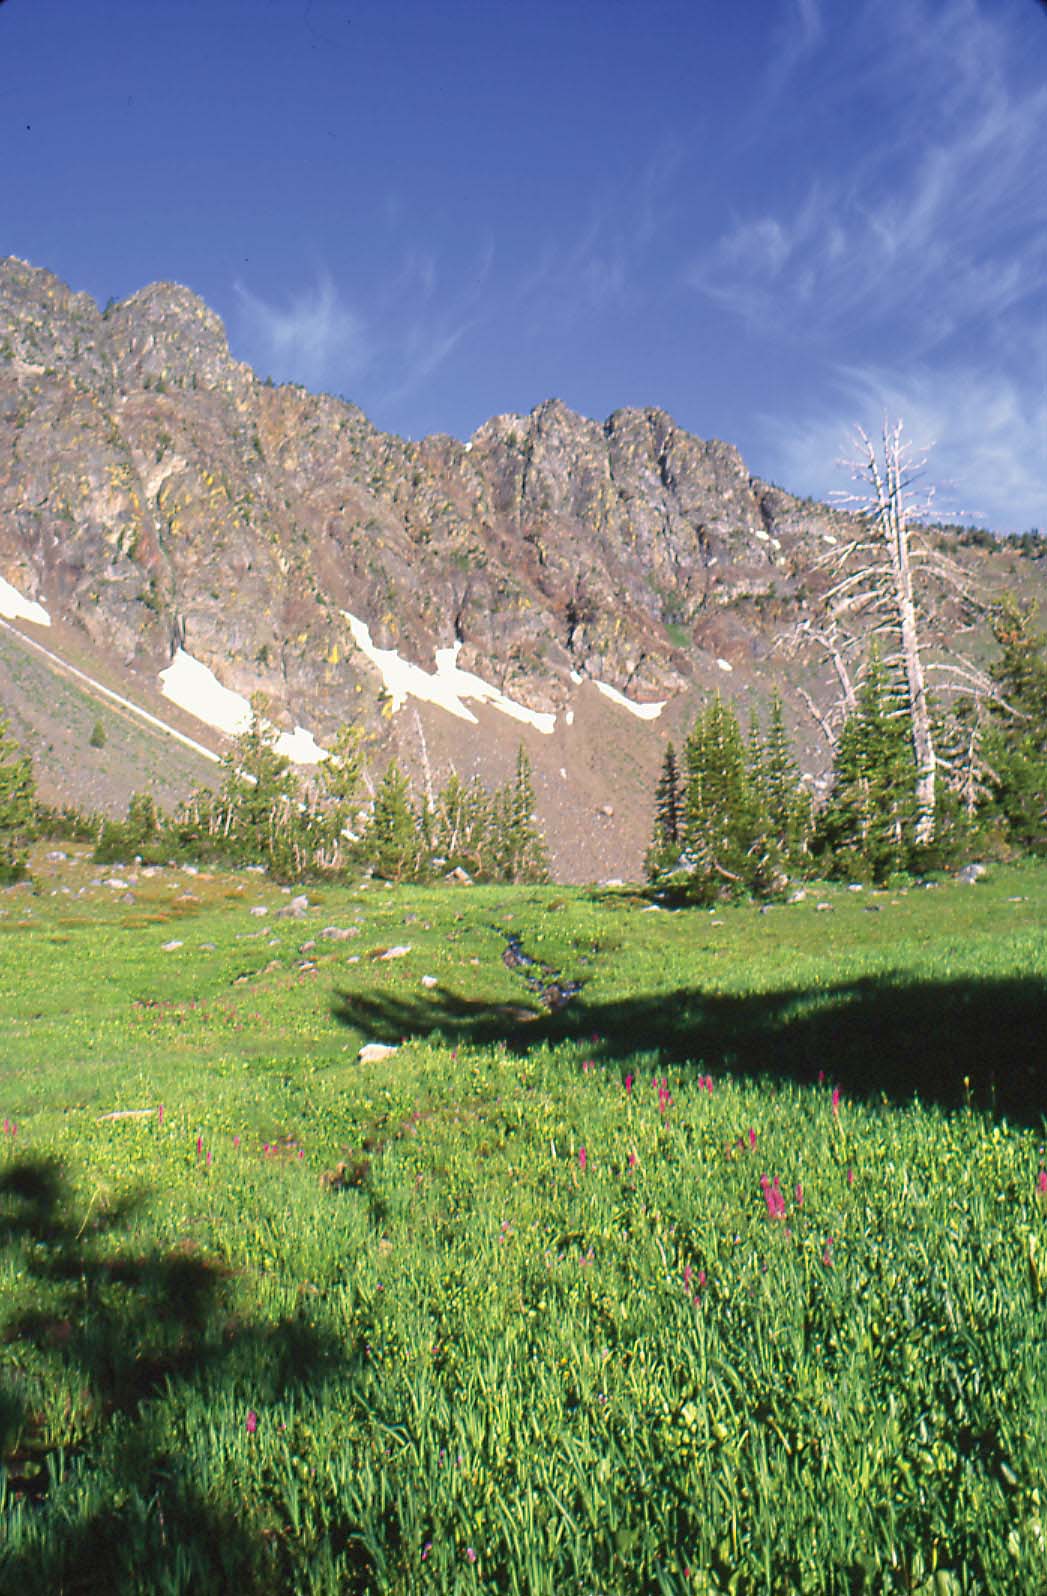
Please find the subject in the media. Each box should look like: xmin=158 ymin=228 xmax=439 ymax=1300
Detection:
xmin=1 ymin=257 xmax=1044 ymax=877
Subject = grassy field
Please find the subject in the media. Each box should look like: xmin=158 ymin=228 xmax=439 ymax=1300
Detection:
xmin=2 ymin=850 xmax=1046 ymax=1592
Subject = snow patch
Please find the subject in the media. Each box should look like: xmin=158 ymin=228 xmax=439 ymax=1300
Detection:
xmin=0 ymin=575 xmax=50 ymax=626
xmin=342 ymin=612 xmax=556 ymax=734
xmin=158 ymin=649 xmax=325 ymax=763
xmin=564 ymin=708 xmax=574 ymax=727
xmin=716 ymin=658 xmax=734 ymax=673
xmin=592 ymin=679 xmax=665 ymax=720
xmin=754 ymin=528 xmax=770 ymax=542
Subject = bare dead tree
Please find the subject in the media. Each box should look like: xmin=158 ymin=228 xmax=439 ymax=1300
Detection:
xmin=816 ymin=419 xmax=991 ymax=846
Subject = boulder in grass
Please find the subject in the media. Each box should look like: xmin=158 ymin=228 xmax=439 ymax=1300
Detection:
xmin=278 ymin=894 xmax=310 ymax=919
xmin=379 ymin=944 xmax=411 ymax=960
xmin=958 ymin=862 xmax=987 ymax=884
xmin=358 ymin=1042 xmax=398 ymax=1063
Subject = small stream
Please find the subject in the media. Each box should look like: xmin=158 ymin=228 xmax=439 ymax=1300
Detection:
xmin=500 ymin=932 xmax=583 ymax=1013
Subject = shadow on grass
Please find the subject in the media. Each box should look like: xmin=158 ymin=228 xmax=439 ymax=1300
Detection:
xmin=333 ymin=971 xmax=1047 ymax=1125
xmin=0 ymin=1155 xmax=367 ymax=1593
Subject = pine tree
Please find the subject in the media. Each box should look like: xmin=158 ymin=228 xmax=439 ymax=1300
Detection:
xmin=493 ymin=746 xmax=549 ymax=883
xmin=0 ymin=714 xmax=36 ymax=883
xmin=362 ymin=760 xmax=422 ymax=882
xmin=982 ymin=597 xmax=1047 ymax=853
xmin=644 ymin=743 xmax=684 ymax=879
xmin=217 ymin=695 xmax=296 ymax=863
xmin=433 ymin=771 xmax=492 ymax=878
xmin=762 ymin=690 xmax=812 ymax=868
xmin=683 ymin=695 xmax=762 ymax=894
xmin=816 ymin=647 xmax=917 ymax=882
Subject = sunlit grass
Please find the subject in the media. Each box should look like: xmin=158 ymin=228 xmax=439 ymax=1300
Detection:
xmin=2 ymin=852 xmax=1046 ymax=1591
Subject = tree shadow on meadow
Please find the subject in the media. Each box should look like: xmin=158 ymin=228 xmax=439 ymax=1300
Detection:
xmin=0 ymin=1155 xmax=360 ymax=1594
xmin=333 ymin=971 xmax=1047 ymax=1127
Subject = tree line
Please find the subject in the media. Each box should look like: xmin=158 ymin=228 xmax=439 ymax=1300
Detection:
xmin=0 ymin=703 xmax=549 ymax=886
xmin=646 ymin=595 xmax=1047 ymax=898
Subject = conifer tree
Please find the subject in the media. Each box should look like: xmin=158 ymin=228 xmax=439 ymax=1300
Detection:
xmin=217 ymin=695 xmax=296 ymax=862
xmin=816 ymin=647 xmax=917 ymax=882
xmin=644 ymin=742 xmax=684 ymax=879
xmin=433 ymin=771 xmax=492 ymax=878
xmin=762 ymin=690 xmax=812 ymax=867
xmin=363 ymin=760 xmax=421 ymax=882
xmin=493 ymin=746 xmax=549 ymax=883
xmin=982 ymin=597 xmax=1047 ymax=853
xmin=683 ymin=695 xmax=760 ymax=890
xmin=0 ymin=714 xmax=36 ymax=883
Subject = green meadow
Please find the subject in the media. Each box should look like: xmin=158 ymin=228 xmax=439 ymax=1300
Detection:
xmin=2 ymin=850 xmax=1047 ymax=1593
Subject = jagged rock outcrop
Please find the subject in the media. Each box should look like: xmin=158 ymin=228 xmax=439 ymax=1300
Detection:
xmin=2 ymin=256 xmax=1044 ymax=877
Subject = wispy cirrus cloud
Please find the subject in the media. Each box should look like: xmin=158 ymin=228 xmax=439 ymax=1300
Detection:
xmin=690 ymin=0 xmax=1047 ymax=354
xmin=763 ymin=360 xmax=1047 ymax=534
xmin=232 ymin=242 xmax=492 ymax=420
xmin=234 ymin=273 xmax=370 ymax=392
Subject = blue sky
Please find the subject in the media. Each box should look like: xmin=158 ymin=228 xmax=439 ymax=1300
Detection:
xmin=4 ymin=0 xmax=1046 ymax=531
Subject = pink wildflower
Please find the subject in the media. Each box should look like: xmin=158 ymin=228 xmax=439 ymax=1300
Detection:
xmin=831 ymin=1086 xmax=841 ymax=1117
xmin=206 ymin=1149 xmax=212 ymax=1168
xmin=627 ymin=1150 xmax=638 ymax=1168
xmin=1038 ymin=1170 xmax=1047 ymax=1195
xmin=578 ymin=1146 xmax=587 ymax=1172
xmin=245 ymin=1409 xmax=258 ymax=1434
xmin=465 ymin=1547 xmax=477 ymax=1564
xmin=697 ymin=1270 xmax=706 ymax=1289
xmin=421 ymin=1543 xmax=432 ymax=1561
xmin=847 ymin=1167 xmax=855 ymax=1186
xmin=232 ymin=1134 xmax=240 ymax=1148
xmin=625 ymin=1072 xmax=634 ymax=1096
xmin=157 ymin=1104 xmax=164 ymax=1127
xmin=748 ymin=1127 xmax=757 ymax=1151
xmin=683 ymin=1264 xmax=693 ymax=1289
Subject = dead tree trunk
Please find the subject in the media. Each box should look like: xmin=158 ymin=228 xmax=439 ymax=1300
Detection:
xmin=861 ymin=422 xmax=936 ymax=845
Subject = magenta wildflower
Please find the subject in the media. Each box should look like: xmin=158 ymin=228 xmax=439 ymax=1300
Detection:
xmin=625 ymin=1072 xmax=634 ymax=1095
xmin=245 ymin=1409 xmax=258 ymax=1434
xmin=831 ymin=1086 xmax=841 ymax=1117
xmin=627 ymin=1150 xmax=638 ymax=1169
xmin=578 ymin=1146 xmax=587 ymax=1172
xmin=1038 ymin=1170 xmax=1047 ymax=1195
xmin=683 ymin=1264 xmax=693 ymax=1289
xmin=206 ymin=1149 xmax=212 ymax=1168
xmin=760 ymin=1173 xmax=786 ymax=1219
xmin=157 ymin=1104 xmax=164 ymax=1127
xmin=421 ymin=1543 xmax=432 ymax=1561
xmin=748 ymin=1127 xmax=757 ymax=1151
xmin=232 ymin=1134 xmax=240 ymax=1148
xmin=582 ymin=1058 xmax=594 ymax=1073
xmin=846 ymin=1167 xmax=855 ymax=1186
xmin=697 ymin=1269 xmax=706 ymax=1289
xmin=465 ymin=1547 xmax=477 ymax=1564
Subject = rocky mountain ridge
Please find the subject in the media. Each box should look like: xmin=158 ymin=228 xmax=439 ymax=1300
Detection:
xmin=1 ymin=256 xmax=1044 ymax=879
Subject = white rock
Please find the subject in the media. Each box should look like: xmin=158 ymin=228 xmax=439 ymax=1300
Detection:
xmin=249 ymin=906 xmax=268 ymax=917
xmin=161 ymin=940 xmax=184 ymax=951
xmin=421 ymin=974 xmax=438 ymax=988
xmin=358 ymin=1042 xmax=399 ymax=1063
xmin=379 ymin=944 xmax=412 ymax=960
